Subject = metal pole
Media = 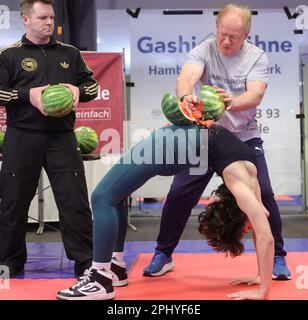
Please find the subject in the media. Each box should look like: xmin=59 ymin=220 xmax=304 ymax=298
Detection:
xmin=122 ymin=48 xmax=137 ymax=231
xmin=36 ymin=171 xmax=45 ymax=234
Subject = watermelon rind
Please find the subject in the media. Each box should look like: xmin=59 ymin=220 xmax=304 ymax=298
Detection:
xmin=74 ymin=126 xmax=99 ymax=154
xmin=161 ymin=86 xmax=225 ymax=125
xmin=0 ymin=131 xmax=5 ymax=153
xmin=41 ymin=84 xmax=74 ymax=118
xmin=200 ymin=85 xmax=225 ymax=121
xmin=161 ymin=93 xmax=192 ymax=125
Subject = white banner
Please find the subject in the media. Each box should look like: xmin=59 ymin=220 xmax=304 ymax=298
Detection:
xmin=130 ymin=9 xmax=300 ymax=197
xmin=251 ymin=10 xmax=300 ymax=195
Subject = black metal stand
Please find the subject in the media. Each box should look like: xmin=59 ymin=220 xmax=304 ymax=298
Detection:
xmin=36 ymin=171 xmax=45 ymax=234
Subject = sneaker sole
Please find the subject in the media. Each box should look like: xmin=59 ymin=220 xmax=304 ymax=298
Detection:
xmin=113 ymin=279 xmax=128 ymax=287
xmin=272 ymin=274 xmax=292 ymax=280
xmin=143 ymin=261 xmax=176 ymax=277
xmin=56 ymin=291 xmax=115 ymax=300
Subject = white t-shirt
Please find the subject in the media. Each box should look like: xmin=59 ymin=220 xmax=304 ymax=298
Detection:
xmin=186 ymin=38 xmax=268 ymax=141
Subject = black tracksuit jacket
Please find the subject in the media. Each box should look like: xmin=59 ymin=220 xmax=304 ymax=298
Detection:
xmin=0 ymin=35 xmax=98 ymax=131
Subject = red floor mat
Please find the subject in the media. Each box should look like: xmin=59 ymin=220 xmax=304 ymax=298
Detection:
xmin=0 ymin=252 xmax=307 ymax=300
xmin=0 ymin=278 xmax=76 ymax=300
xmin=116 ymin=252 xmax=308 ymax=300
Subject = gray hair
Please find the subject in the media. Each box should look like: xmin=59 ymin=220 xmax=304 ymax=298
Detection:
xmin=216 ymin=3 xmax=252 ymax=33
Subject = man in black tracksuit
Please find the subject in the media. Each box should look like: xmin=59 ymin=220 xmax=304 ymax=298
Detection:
xmin=0 ymin=0 xmax=98 ymax=277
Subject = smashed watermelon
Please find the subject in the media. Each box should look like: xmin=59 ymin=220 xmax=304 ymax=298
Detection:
xmin=200 ymin=85 xmax=225 ymax=121
xmin=161 ymin=85 xmax=225 ymax=126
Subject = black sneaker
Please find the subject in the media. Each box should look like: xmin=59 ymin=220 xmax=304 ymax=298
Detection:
xmin=56 ymin=268 xmax=115 ymax=300
xmin=111 ymin=257 xmax=128 ymax=287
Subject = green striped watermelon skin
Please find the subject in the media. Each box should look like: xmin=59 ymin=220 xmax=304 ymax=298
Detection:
xmin=200 ymin=85 xmax=225 ymax=121
xmin=74 ymin=126 xmax=99 ymax=154
xmin=161 ymin=93 xmax=191 ymax=125
xmin=41 ymin=85 xmax=74 ymax=117
xmin=0 ymin=131 xmax=5 ymax=153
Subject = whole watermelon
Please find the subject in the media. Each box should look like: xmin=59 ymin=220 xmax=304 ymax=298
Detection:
xmin=200 ymin=85 xmax=225 ymax=121
xmin=161 ymin=93 xmax=193 ymax=125
xmin=74 ymin=126 xmax=99 ymax=154
xmin=41 ymin=84 xmax=74 ymax=117
xmin=0 ymin=131 xmax=5 ymax=153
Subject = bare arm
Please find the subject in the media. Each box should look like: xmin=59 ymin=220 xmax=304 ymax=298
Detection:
xmin=177 ymin=62 xmax=266 ymax=112
xmin=216 ymin=80 xmax=267 ymax=112
xmin=223 ymin=172 xmax=274 ymax=299
xmin=252 ymin=230 xmax=260 ymax=279
xmin=230 ymin=229 xmax=261 ymax=286
xmin=176 ymin=63 xmax=204 ymax=106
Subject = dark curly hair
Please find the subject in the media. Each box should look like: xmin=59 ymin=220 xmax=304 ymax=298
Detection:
xmin=198 ymin=184 xmax=248 ymax=257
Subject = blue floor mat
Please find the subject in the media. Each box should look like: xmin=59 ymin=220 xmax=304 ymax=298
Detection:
xmin=21 ymin=238 xmax=308 ymax=279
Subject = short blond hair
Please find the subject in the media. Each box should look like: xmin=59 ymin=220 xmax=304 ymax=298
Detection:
xmin=216 ymin=3 xmax=252 ymax=33
xmin=20 ymin=0 xmax=53 ymax=16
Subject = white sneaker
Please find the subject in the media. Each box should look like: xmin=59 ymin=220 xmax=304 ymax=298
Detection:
xmin=56 ymin=268 xmax=115 ymax=300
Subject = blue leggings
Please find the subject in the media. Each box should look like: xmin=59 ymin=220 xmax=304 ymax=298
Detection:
xmin=91 ymin=125 xmax=207 ymax=262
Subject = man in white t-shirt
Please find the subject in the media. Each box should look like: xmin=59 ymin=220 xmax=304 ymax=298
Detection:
xmin=144 ymin=3 xmax=291 ymax=282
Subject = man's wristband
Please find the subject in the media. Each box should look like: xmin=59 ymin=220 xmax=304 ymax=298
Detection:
xmin=180 ymin=94 xmax=190 ymax=102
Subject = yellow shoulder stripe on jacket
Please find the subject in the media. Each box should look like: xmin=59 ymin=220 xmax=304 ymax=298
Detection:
xmin=0 ymin=41 xmax=22 ymax=55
